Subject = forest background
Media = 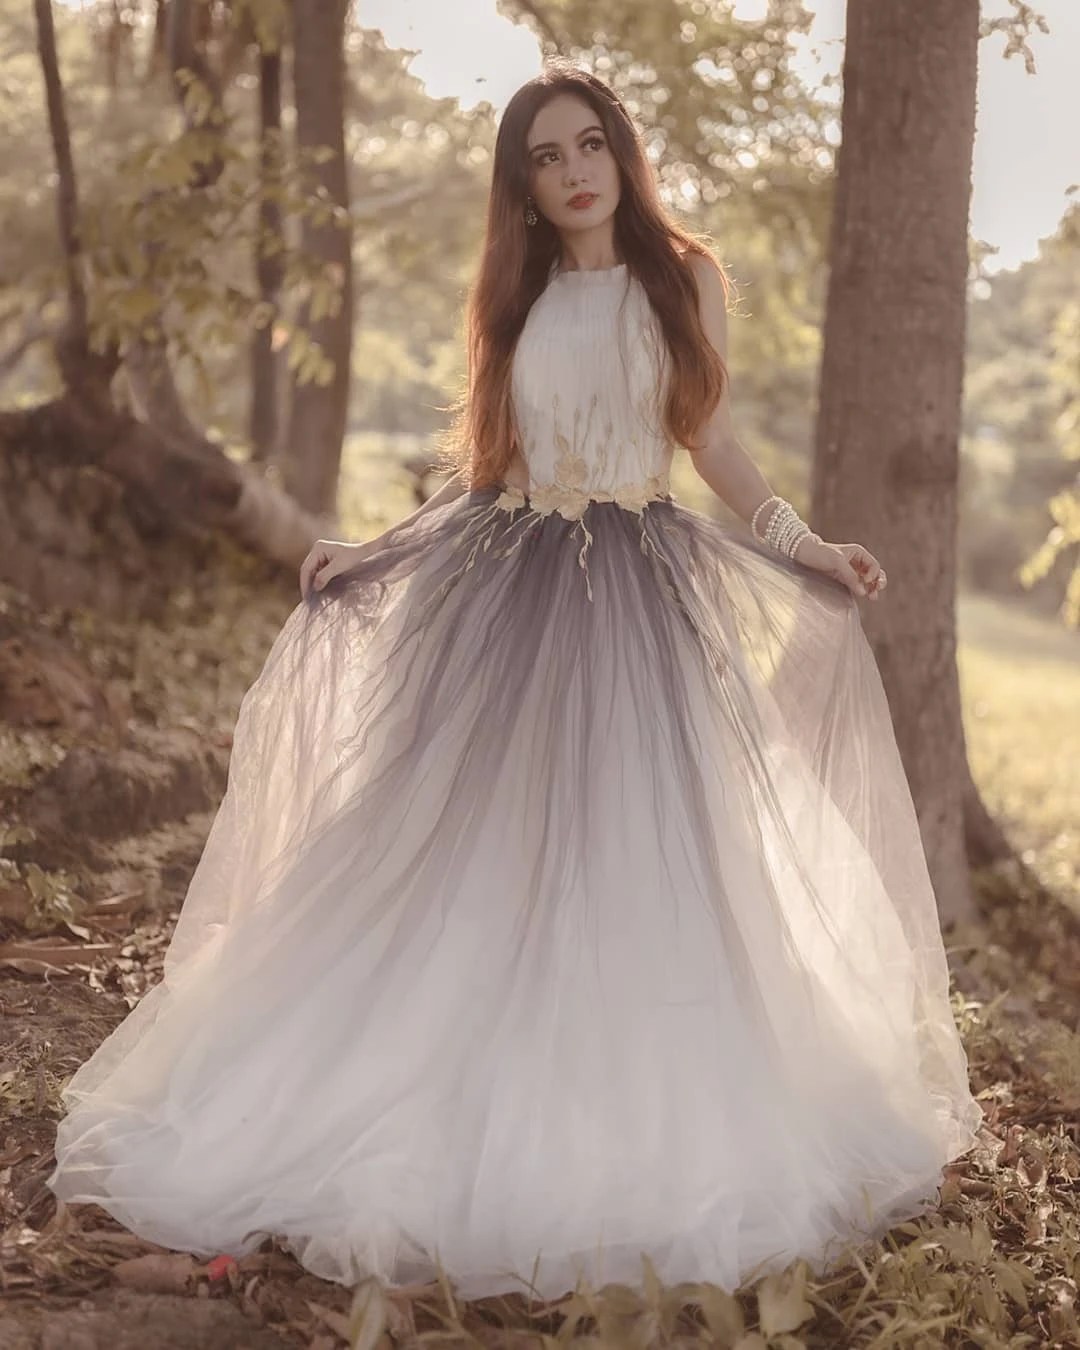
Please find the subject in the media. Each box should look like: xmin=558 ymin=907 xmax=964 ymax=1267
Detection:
xmin=1 ymin=1 xmax=1080 ymax=1347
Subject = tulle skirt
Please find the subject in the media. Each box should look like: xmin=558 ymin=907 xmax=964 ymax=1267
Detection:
xmin=47 ymin=485 xmax=982 ymax=1300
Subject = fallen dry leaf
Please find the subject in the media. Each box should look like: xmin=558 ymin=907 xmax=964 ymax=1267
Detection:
xmin=756 ymin=1262 xmax=813 ymax=1339
xmin=307 ymin=1299 xmax=351 ymax=1340
xmin=112 ymin=1251 xmax=198 ymax=1294
xmin=349 ymin=1276 xmax=389 ymax=1350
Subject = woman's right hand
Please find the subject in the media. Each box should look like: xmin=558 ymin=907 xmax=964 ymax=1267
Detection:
xmin=299 ymin=538 xmax=378 ymax=601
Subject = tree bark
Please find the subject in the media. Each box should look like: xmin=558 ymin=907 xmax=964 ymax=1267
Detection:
xmin=279 ymin=0 xmax=353 ymax=518
xmin=33 ymin=0 xmax=112 ymax=396
xmin=811 ymin=0 xmax=981 ymax=922
xmin=34 ymin=0 xmax=82 ymax=335
xmin=251 ymin=43 xmax=284 ymax=462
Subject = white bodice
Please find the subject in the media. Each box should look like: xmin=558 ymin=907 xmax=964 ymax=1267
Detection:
xmin=507 ymin=263 xmax=674 ymax=518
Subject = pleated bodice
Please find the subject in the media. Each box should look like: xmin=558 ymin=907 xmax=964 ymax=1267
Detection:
xmin=509 ymin=264 xmax=674 ymax=514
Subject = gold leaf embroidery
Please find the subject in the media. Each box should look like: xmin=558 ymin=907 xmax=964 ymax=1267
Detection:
xmin=552 ymin=429 xmax=588 ymax=490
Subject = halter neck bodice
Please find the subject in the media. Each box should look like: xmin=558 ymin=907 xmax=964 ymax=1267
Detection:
xmin=508 ymin=263 xmax=674 ymax=514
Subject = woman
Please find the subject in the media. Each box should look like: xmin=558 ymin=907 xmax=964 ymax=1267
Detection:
xmin=48 ymin=63 xmax=981 ymax=1301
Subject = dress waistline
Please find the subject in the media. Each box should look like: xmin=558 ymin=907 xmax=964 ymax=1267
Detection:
xmin=492 ymin=470 xmax=672 ymax=522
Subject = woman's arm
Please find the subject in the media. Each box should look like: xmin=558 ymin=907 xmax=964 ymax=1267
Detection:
xmin=299 ymin=466 xmax=471 ymax=598
xmin=685 ymin=254 xmax=885 ymax=600
xmin=683 ymin=257 xmax=777 ymax=526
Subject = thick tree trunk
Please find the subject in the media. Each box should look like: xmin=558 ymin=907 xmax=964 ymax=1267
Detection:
xmin=811 ymin=0 xmax=980 ymax=923
xmin=279 ymin=0 xmax=353 ymax=518
xmin=251 ymin=43 xmax=284 ymax=463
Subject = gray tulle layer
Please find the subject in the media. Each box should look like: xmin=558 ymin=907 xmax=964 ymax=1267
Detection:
xmin=48 ymin=486 xmax=982 ymax=1299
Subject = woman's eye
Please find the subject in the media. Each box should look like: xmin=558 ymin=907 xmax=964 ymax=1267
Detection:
xmin=534 ymin=137 xmax=604 ymax=166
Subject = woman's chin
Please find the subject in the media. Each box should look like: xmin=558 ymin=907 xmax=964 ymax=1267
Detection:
xmin=554 ymin=207 xmax=616 ymax=233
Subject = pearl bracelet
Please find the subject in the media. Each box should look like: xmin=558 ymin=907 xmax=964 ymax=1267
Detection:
xmin=750 ymin=494 xmax=780 ymax=540
xmin=752 ymin=496 xmax=814 ymax=560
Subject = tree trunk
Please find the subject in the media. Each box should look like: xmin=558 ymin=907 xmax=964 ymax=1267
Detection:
xmin=33 ymin=0 xmax=111 ymax=396
xmin=811 ymin=0 xmax=980 ymax=923
xmin=147 ymin=0 xmax=169 ymax=81
xmin=279 ymin=0 xmax=353 ymax=518
xmin=251 ymin=43 xmax=284 ymax=462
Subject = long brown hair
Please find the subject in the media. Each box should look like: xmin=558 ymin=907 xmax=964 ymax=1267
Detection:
xmin=441 ymin=63 xmax=730 ymax=491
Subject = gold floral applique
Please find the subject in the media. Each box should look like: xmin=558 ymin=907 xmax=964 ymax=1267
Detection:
xmin=495 ymin=484 xmax=527 ymax=514
xmin=612 ymin=471 xmax=671 ymax=516
xmin=530 ymin=480 xmax=589 ymax=521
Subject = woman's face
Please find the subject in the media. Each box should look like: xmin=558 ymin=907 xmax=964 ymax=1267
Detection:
xmin=525 ymin=93 xmax=621 ymax=236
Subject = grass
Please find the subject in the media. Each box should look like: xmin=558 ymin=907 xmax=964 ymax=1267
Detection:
xmin=959 ymin=591 xmax=1080 ymax=903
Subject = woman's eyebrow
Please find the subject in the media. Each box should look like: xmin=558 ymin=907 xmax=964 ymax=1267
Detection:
xmin=527 ymin=124 xmax=605 ymax=156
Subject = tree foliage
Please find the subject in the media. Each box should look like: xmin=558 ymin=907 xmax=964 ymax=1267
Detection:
xmin=1015 ymin=197 xmax=1080 ymax=625
xmin=963 ymin=203 xmax=1080 ymax=619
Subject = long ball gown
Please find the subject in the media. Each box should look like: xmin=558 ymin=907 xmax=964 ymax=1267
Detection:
xmin=47 ymin=260 xmax=982 ymax=1301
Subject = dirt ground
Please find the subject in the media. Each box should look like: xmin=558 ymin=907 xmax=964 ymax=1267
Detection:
xmin=4 ymin=572 xmax=1080 ymax=1348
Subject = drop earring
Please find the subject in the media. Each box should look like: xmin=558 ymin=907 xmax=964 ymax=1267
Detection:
xmin=525 ymin=197 xmax=538 ymax=227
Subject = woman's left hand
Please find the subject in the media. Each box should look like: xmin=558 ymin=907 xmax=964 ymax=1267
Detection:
xmin=793 ymin=534 xmax=888 ymax=600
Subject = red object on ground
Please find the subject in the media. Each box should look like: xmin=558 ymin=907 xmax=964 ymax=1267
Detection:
xmin=204 ymin=1254 xmax=238 ymax=1281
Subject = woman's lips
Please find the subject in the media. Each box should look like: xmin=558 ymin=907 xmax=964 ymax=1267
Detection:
xmin=567 ymin=193 xmax=597 ymax=210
